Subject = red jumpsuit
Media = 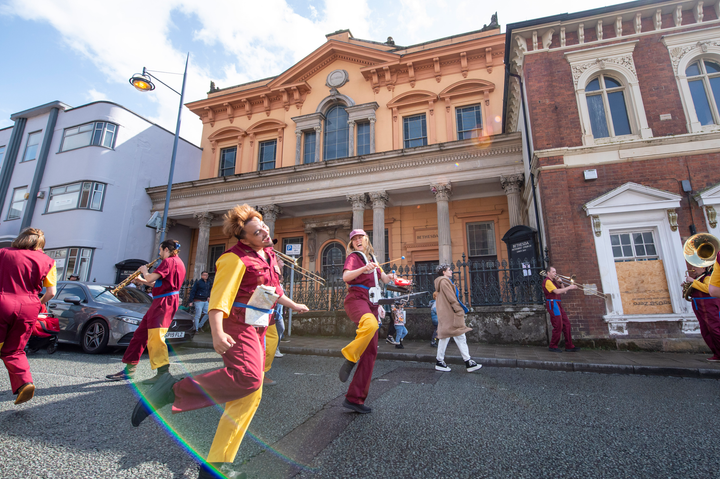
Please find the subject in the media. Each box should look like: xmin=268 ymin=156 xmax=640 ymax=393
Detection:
xmin=543 ymin=278 xmax=576 ymax=350
xmin=122 ymin=255 xmax=186 ymax=370
xmin=689 ymin=272 xmax=720 ymax=358
xmin=342 ymin=252 xmax=381 ymax=405
xmin=171 ymin=243 xmax=283 ymax=463
xmin=0 ymin=248 xmax=56 ymax=394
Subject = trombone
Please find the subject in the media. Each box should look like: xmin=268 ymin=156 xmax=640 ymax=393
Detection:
xmin=539 ymin=270 xmax=607 ymax=298
xmin=273 ymin=249 xmax=325 ymax=285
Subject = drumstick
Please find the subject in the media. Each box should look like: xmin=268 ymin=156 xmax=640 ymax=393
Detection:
xmin=378 ymin=256 xmax=405 ymax=267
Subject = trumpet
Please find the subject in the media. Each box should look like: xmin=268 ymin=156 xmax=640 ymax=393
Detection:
xmin=111 ymin=257 xmax=161 ymax=295
xmin=273 ymin=249 xmax=325 ymax=285
xmin=539 ymin=270 xmax=607 ymax=298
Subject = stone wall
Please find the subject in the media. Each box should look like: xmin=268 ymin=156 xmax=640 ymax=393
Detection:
xmin=287 ymin=305 xmax=549 ymax=345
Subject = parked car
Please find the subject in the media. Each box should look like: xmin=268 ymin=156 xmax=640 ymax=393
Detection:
xmin=46 ymin=281 xmax=195 ymax=354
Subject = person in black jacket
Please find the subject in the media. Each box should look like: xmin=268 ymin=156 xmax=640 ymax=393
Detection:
xmin=189 ymin=271 xmax=211 ymax=332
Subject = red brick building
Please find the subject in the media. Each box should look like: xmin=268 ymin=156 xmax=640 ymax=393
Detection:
xmin=504 ymin=0 xmax=720 ymax=350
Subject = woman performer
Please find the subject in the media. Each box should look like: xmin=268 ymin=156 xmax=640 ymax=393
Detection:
xmin=542 ymin=266 xmax=580 ymax=353
xmin=106 ymin=239 xmax=186 ymax=384
xmin=338 ymin=229 xmax=402 ymax=414
xmin=433 ymin=265 xmax=482 ymax=373
xmin=131 ymin=204 xmax=308 ymax=479
xmin=0 ymin=228 xmax=56 ymax=404
xmin=686 ymin=265 xmax=720 ymax=361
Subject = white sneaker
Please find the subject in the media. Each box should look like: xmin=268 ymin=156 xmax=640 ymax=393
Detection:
xmin=274 ymin=350 xmax=283 ymax=358
xmin=435 ymin=360 xmax=451 ymax=372
xmin=465 ymin=359 xmax=482 ymax=372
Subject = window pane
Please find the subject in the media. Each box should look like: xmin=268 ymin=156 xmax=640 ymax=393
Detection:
xmin=102 ymin=124 xmax=116 ymax=148
xmin=90 ymin=183 xmax=104 ymax=210
xmin=635 ymin=244 xmax=646 ymax=256
xmin=587 ymin=94 xmax=609 ymax=138
xmin=686 ymin=62 xmax=701 ymax=76
xmin=705 ymin=61 xmax=720 ymax=74
xmin=259 ymin=140 xmax=276 ymax=171
xmin=403 ymin=114 xmax=427 ymax=148
xmin=92 ymin=122 xmax=104 ymax=146
xmin=323 ymin=105 xmax=349 ymax=161
xmin=78 ymin=123 xmax=94 ymax=133
xmin=646 ymin=244 xmax=657 ymax=256
xmin=8 ymin=187 xmax=27 ymax=219
xmin=456 ymin=105 xmax=482 ymax=140
xmin=303 ymin=131 xmax=316 ymax=163
xmin=356 ymin=122 xmax=371 ymax=155
xmin=467 ymin=222 xmax=496 ymax=256
xmin=586 ymin=78 xmax=601 ymax=92
xmin=611 ymin=235 xmax=620 ymax=246
xmin=642 ymin=232 xmax=653 ymax=243
xmin=608 ymin=91 xmax=632 ymax=136
xmin=620 ymin=234 xmax=631 ymax=245
xmin=612 ymin=246 xmax=623 ymax=257
xmin=0 ymin=146 xmax=5 ymax=169
xmin=220 ymin=147 xmax=236 ymax=176
xmin=710 ymin=76 xmax=720 ymax=122
xmin=633 ymin=233 xmax=643 ymax=244
xmin=79 ymin=182 xmax=92 ymax=208
xmin=622 ymin=245 xmax=633 ymax=256
xmin=604 ymin=77 xmax=622 ymax=89
xmin=47 ymin=184 xmax=81 ymax=213
xmin=23 ymin=132 xmax=42 ymax=162
xmin=689 ymin=79 xmax=714 ymax=126
xmin=61 ymin=124 xmax=94 ymax=152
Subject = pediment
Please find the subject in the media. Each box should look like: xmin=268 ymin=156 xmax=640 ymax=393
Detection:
xmin=584 ymin=182 xmax=682 ymax=216
xmin=268 ymin=40 xmax=399 ymax=88
xmin=386 ymin=90 xmax=439 ymax=109
xmin=439 ymin=79 xmax=495 ymax=99
xmin=695 ymin=181 xmax=720 ymax=206
xmin=208 ymin=126 xmax=246 ymax=141
xmin=247 ymin=118 xmax=287 ymax=134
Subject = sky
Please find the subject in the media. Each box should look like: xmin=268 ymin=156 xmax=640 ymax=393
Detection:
xmin=0 ymin=0 xmax=625 ymax=146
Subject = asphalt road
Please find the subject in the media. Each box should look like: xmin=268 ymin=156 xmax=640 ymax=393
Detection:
xmin=1 ymin=344 xmax=719 ymax=479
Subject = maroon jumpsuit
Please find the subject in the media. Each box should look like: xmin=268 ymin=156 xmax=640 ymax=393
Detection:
xmin=689 ymin=272 xmax=720 ymax=357
xmin=543 ymin=278 xmax=576 ymax=350
xmin=0 ymin=248 xmax=54 ymax=394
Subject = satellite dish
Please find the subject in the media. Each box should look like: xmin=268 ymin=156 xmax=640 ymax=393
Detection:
xmin=146 ymin=212 xmax=161 ymax=229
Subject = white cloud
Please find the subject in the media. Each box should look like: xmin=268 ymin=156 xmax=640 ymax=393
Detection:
xmin=87 ymin=89 xmax=109 ymax=102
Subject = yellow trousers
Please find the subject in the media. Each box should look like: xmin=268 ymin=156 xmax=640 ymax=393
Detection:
xmin=264 ymin=323 xmax=279 ymax=373
xmin=206 ymin=382 xmax=263 ymax=463
xmin=341 ymin=313 xmax=378 ymax=363
xmin=147 ymin=328 xmax=169 ymax=370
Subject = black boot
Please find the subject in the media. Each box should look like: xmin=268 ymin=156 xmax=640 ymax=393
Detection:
xmin=141 ymin=364 xmax=170 ymax=385
xmin=106 ymin=364 xmax=136 ymax=381
xmin=131 ymin=373 xmax=177 ymax=427
xmin=338 ymin=359 xmax=357 ymax=382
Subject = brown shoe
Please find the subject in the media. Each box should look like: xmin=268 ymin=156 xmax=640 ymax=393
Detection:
xmin=263 ymin=377 xmax=277 ymax=386
xmin=15 ymin=382 xmax=35 ymax=405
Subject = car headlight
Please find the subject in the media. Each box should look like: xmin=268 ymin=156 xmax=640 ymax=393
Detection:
xmin=117 ymin=315 xmax=142 ymax=325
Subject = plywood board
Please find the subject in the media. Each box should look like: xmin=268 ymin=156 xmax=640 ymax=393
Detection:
xmin=616 ymin=260 xmax=673 ymax=315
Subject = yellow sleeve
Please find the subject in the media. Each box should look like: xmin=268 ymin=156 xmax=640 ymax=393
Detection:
xmin=692 ymin=277 xmax=710 ymax=294
xmin=43 ymin=264 xmax=57 ymax=287
xmin=208 ymin=253 xmax=246 ymax=319
xmin=710 ymin=264 xmax=720 ymax=288
xmin=544 ymin=279 xmax=557 ymax=294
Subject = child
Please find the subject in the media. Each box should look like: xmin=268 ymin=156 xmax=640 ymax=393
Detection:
xmin=393 ymin=303 xmax=408 ymax=349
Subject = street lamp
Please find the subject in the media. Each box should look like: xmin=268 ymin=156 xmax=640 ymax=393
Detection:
xmin=128 ymin=52 xmax=189 ymax=244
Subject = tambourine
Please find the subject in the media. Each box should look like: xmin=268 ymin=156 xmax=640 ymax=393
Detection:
xmin=394 ymin=278 xmax=412 ymax=287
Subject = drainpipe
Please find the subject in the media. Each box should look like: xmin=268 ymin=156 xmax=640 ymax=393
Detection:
xmin=507 ymin=69 xmax=545 ymax=261
xmin=22 ymin=108 xmax=59 ymax=229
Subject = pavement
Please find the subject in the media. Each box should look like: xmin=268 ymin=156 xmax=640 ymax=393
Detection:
xmin=186 ymin=331 xmax=720 ymax=379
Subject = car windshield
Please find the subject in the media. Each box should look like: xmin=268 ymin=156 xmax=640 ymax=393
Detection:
xmin=88 ymin=285 xmax=153 ymax=304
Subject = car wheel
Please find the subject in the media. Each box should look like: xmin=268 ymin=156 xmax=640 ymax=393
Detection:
xmin=82 ymin=319 xmax=109 ymax=354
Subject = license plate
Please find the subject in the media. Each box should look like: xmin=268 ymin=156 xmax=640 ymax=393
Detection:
xmin=165 ymin=332 xmax=184 ymax=339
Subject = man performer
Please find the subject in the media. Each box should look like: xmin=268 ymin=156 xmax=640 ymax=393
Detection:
xmin=695 ymin=264 xmax=720 ymax=360
xmin=106 ymin=239 xmax=186 ymax=384
xmin=542 ymin=266 xmax=581 ymax=352
xmin=189 ymin=271 xmax=211 ymax=332
xmin=131 ymin=204 xmax=308 ymax=479
xmin=0 ymin=228 xmax=56 ymax=404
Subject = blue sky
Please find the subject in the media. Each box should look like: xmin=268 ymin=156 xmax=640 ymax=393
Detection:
xmin=0 ymin=0 xmax=621 ymax=146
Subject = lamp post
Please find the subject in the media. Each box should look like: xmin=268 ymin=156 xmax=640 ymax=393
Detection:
xmin=129 ymin=52 xmax=189 ymax=244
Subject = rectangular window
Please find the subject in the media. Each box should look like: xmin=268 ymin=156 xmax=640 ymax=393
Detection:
xmin=207 ymin=244 xmax=226 ymax=275
xmin=303 ymin=132 xmax=316 ymax=164
xmin=259 ymin=140 xmax=277 ymax=171
xmin=22 ymin=132 xmax=42 ymax=162
xmin=219 ymin=147 xmax=236 ymax=177
xmin=281 ymin=236 xmax=304 ymax=280
xmin=60 ymin=122 xmax=117 ymax=152
xmin=365 ymin=229 xmax=389 ymax=263
xmin=456 ymin=105 xmax=483 ymax=140
xmin=45 ymin=247 xmax=94 ymax=281
xmin=356 ymin=122 xmax=371 ymax=155
xmin=46 ymin=181 xmax=106 ymax=213
xmin=403 ymin=114 xmax=427 ymax=148
xmin=7 ymin=186 xmax=27 ymax=220
xmin=610 ymin=231 xmax=658 ymax=262
xmin=467 ymin=222 xmax=496 ymax=257
xmin=0 ymin=145 xmax=5 ymax=169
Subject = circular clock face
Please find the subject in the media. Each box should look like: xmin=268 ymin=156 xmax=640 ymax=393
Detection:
xmin=327 ymin=69 xmax=349 ymax=88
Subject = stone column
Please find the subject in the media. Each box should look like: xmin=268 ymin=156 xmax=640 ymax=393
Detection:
xmin=369 ymin=116 xmax=376 ymax=153
xmin=348 ymin=120 xmax=355 ymax=157
xmin=295 ymin=129 xmax=302 ymax=165
xmin=153 ymin=218 xmax=177 ymax=259
xmin=500 ymin=174 xmax=525 ymax=228
xmin=369 ymin=191 xmax=389 ymax=262
xmin=346 ymin=193 xmax=368 ymax=230
xmin=431 ymin=183 xmax=452 ymax=265
xmin=193 ymin=212 xmax=214 ymax=279
xmin=314 ymin=126 xmax=322 ymax=163
xmin=259 ymin=204 xmax=282 ymax=238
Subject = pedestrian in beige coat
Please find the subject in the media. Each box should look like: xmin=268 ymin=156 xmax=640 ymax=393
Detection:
xmin=433 ymin=265 xmax=482 ymax=373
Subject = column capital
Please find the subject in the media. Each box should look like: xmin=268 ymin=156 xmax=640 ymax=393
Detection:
xmin=369 ymin=191 xmax=389 ymax=209
xmin=346 ymin=193 xmax=368 ymax=210
xmin=500 ymin=174 xmax=525 ymax=195
xmin=430 ymin=183 xmax=452 ymax=202
xmin=193 ymin=212 xmax=215 ymax=228
xmin=313 ymin=125 xmax=322 ymax=134
xmin=259 ymin=204 xmax=282 ymax=223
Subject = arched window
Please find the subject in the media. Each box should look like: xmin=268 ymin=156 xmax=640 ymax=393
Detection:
xmin=323 ymin=105 xmax=349 ymax=161
xmin=686 ymin=59 xmax=720 ymax=126
xmin=585 ymin=74 xmax=632 ymax=139
xmin=321 ymin=241 xmax=346 ymax=282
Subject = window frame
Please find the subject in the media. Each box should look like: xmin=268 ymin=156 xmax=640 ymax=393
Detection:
xmin=219 ymin=146 xmax=237 ymax=177
xmin=402 ymin=113 xmax=428 ymax=148
xmin=609 ymin=230 xmax=659 ymax=262
xmin=466 ymin=221 xmax=497 ymax=258
xmin=45 ymin=247 xmax=94 ymax=281
xmin=21 ymin=131 xmax=42 ymax=163
xmin=258 ymin=139 xmax=277 ymax=171
xmin=356 ymin=121 xmax=371 ymax=155
xmin=323 ymin=105 xmax=350 ymax=161
xmin=59 ymin=121 xmax=118 ymax=152
xmin=584 ymin=74 xmax=634 ymax=139
xmin=455 ymin=104 xmax=484 ymax=140
xmin=0 ymin=145 xmax=6 ymax=169
xmin=303 ymin=131 xmax=317 ymax=164
xmin=7 ymin=186 xmax=28 ymax=220
xmin=685 ymin=57 xmax=720 ymax=127
xmin=45 ymin=180 xmax=107 ymax=214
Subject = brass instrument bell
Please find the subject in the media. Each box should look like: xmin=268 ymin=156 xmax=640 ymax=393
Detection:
xmin=683 ymin=233 xmax=720 ymax=268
